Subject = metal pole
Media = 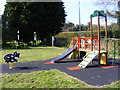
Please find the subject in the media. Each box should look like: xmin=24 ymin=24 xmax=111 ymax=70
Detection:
xmin=117 ymin=1 xmax=120 ymax=25
xmin=79 ymin=0 xmax=81 ymax=36
xmin=78 ymin=0 xmax=81 ymax=61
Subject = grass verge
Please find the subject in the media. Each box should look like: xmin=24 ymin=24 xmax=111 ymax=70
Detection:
xmin=0 ymin=69 xmax=119 ymax=88
xmin=0 ymin=69 xmax=93 ymax=88
xmin=102 ymin=80 xmax=120 ymax=88
xmin=1 ymin=46 xmax=67 ymax=64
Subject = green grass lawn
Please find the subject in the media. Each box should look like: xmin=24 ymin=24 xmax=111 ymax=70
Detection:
xmin=1 ymin=46 xmax=67 ymax=64
xmin=0 ymin=69 xmax=119 ymax=88
xmin=0 ymin=69 xmax=93 ymax=88
xmin=103 ymin=80 xmax=120 ymax=88
xmin=1 ymin=46 xmax=120 ymax=88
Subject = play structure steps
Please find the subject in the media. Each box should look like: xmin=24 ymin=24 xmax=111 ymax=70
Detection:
xmin=78 ymin=51 xmax=98 ymax=68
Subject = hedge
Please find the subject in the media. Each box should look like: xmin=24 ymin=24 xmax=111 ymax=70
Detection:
xmin=54 ymin=30 xmax=120 ymax=47
xmin=55 ymin=32 xmax=79 ymax=47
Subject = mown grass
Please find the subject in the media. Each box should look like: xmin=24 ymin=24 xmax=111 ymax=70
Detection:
xmin=1 ymin=46 xmax=120 ymax=88
xmin=102 ymin=80 xmax=120 ymax=88
xmin=1 ymin=46 xmax=67 ymax=64
xmin=1 ymin=69 xmax=119 ymax=88
xmin=0 ymin=69 xmax=93 ymax=88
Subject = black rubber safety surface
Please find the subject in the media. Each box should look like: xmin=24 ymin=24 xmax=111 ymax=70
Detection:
xmin=1 ymin=58 xmax=120 ymax=86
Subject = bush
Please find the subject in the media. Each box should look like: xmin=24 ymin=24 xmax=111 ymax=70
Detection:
xmin=6 ymin=41 xmax=27 ymax=48
xmin=101 ymin=30 xmax=120 ymax=38
xmin=28 ymin=40 xmax=41 ymax=46
xmin=112 ymin=30 xmax=120 ymax=38
xmin=55 ymin=31 xmax=120 ymax=47
xmin=54 ymin=31 xmax=98 ymax=47
xmin=55 ymin=32 xmax=79 ymax=47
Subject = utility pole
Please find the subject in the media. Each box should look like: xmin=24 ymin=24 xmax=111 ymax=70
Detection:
xmin=118 ymin=1 xmax=120 ymax=28
xmin=79 ymin=0 xmax=81 ymax=36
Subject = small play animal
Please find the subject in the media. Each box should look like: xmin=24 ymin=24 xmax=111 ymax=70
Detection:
xmin=4 ymin=51 xmax=20 ymax=63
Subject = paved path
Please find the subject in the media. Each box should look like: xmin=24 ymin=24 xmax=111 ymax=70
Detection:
xmin=1 ymin=58 xmax=120 ymax=86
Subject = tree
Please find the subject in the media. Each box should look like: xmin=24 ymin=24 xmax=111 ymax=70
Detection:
xmin=63 ymin=22 xmax=75 ymax=31
xmin=2 ymin=2 xmax=66 ymax=43
xmin=2 ymin=2 xmax=34 ymax=43
xmin=74 ymin=24 xmax=79 ymax=31
xmin=96 ymin=0 xmax=120 ymax=26
xmin=108 ymin=23 xmax=119 ymax=31
xmin=27 ymin=2 xmax=66 ymax=42
xmin=74 ymin=24 xmax=89 ymax=31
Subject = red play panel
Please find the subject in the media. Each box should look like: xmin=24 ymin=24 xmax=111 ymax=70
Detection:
xmin=44 ymin=62 xmax=55 ymax=64
xmin=100 ymin=65 xmax=120 ymax=69
xmin=67 ymin=66 xmax=83 ymax=70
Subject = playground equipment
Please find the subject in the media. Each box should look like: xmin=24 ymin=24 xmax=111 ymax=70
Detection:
xmin=107 ymin=38 xmax=120 ymax=65
xmin=51 ymin=47 xmax=77 ymax=63
xmin=4 ymin=51 xmax=20 ymax=69
xmin=51 ymin=10 xmax=109 ymax=68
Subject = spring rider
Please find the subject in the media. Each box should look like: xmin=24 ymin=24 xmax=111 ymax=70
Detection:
xmin=4 ymin=51 xmax=20 ymax=69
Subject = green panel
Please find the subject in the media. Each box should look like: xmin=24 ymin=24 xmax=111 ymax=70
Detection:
xmin=90 ymin=10 xmax=107 ymax=18
xmin=99 ymin=10 xmax=107 ymax=17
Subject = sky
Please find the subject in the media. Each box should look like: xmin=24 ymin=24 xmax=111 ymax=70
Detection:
xmin=63 ymin=0 xmax=117 ymax=25
xmin=0 ymin=0 xmax=117 ymax=25
xmin=63 ymin=0 xmax=101 ymax=25
xmin=0 ymin=0 xmax=6 ymax=15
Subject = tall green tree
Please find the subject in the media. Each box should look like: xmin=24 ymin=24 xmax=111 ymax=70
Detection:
xmin=2 ymin=2 xmax=66 ymax=43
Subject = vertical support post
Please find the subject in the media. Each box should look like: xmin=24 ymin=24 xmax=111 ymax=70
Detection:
xmin=113 ymin=40 xmax=116 ymax=65
xmin=72 ymin=38 xmax=74 ymax=47
xmin=80 ymin=38 xmax=81 ymax=49
xmin=90 ymin=18 xmax=93 ymax=51
xmin=78 ymin=52 xmax=80 ymax=61
xmin=105 ymin=17 xmax=108 ymax=64
xmin=78 ymin=38 xmax=80 ymax=50
xmin=84 ymin=39 xmax=86 ymax=50
xmin=52 ymin=36 xmax=55 ymax=47
xmin=34 ymin=32 xmax=37 ymax=41
xmin=9 ymin=62 xmax=14 ymax=69
xmin=77 ymin=37 xmax=80 ymax=60
xmin=98 ymin=14 xmax=101 ymax=65
xmin=17 ymin=30 xmax=20 ymax=44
